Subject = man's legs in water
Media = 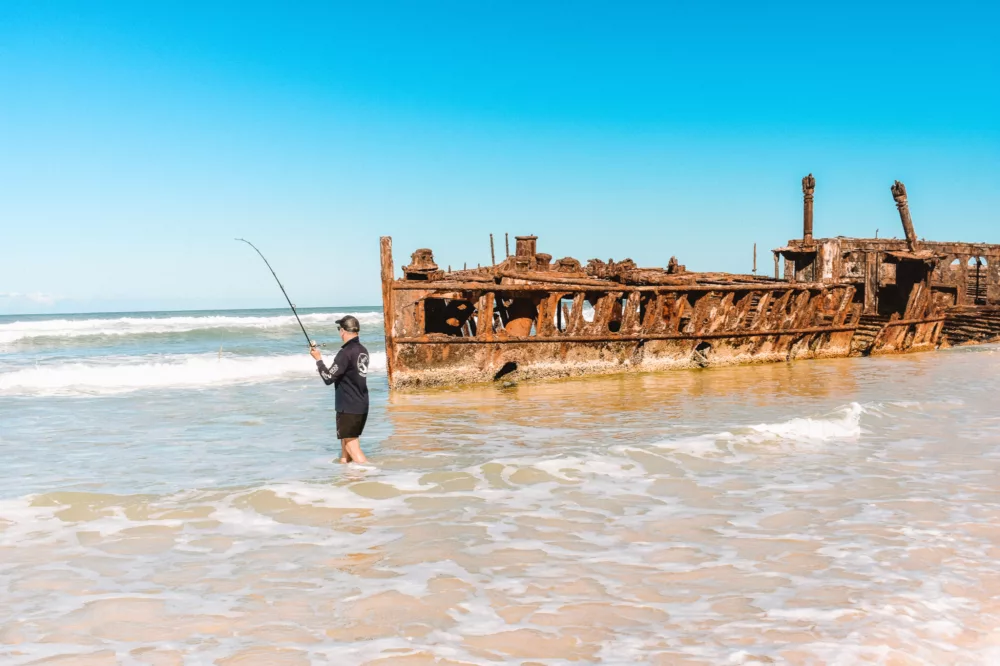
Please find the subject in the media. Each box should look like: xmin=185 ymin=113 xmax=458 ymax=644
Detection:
xmin=342 ymin=437 xmax=367 ymax=463
xmin=340 ymin=440 xmax=349 ymax=464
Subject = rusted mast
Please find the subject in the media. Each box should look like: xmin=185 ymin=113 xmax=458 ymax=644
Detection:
xmin=891 ymin=180 xmax=919 ymax=251
xmin=802 ymin=173 xmax=816 ymax=242
xmin=490 ymin=234 xmax=496 ymax=265
xmin=379 ymin=236 xmax=395 ymax=384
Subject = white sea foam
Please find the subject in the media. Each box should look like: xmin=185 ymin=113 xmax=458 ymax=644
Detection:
xmin=649 ymin=432 xmax=738 ymax=457
xmin=0 ymin=351 xmax=387 ymax=396
xmin=0 ymin=311 xmax=384 ymax=344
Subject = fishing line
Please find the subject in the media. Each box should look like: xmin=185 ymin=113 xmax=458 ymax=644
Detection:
xmin=236 ymin=238 xmax=316 ymax=349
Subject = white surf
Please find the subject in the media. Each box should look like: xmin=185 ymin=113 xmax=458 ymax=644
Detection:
xmin=0 ymin=351 xmax=387 ymax=396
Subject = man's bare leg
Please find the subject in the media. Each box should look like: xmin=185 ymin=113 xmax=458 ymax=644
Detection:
xmin=340 ymin=440 xmax=350 ymax=464
xmin=343 ymin=437 xmax=367 ymax=463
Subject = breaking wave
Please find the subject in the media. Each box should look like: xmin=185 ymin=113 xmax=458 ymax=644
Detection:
xmin=747 ymin=402 xmax=864 ymax=441
xmin=650 ymin=402 xmax=865 ymax=457
xmin=0 ymin=351 xmax=387 ymax=396
xmin=0 ymin=311 xmax=384 ymax=345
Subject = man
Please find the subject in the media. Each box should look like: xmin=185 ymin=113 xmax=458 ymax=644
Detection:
xmin=310 ymin=315 xmax=370 ymax=463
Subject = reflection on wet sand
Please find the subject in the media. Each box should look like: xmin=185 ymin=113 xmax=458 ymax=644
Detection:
xmin=3 ymin=347 xmax=1000 ymax=664
xmin=385 ymin=356 xmax=861 ymax=458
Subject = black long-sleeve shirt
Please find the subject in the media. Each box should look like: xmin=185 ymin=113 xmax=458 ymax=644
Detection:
xmin=316 ymin=337 xmax=370 ymax=414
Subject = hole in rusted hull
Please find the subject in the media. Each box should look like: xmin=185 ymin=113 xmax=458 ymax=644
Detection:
xmin=493 ymin=361 xmax=518 ymax=381
xmin=693 ymin=342 xmax=712 ymax=367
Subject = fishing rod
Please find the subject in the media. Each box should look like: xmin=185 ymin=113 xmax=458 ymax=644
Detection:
xmin=236 ymin=238 xmax=316 ymax=349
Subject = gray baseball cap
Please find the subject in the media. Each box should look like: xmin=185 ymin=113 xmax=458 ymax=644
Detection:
xmin=335 ymin=315 xmax=361 ymax=332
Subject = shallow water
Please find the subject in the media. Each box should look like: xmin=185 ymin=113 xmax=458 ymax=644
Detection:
xmin=2 ymin=309 xmax=1000 ymax=664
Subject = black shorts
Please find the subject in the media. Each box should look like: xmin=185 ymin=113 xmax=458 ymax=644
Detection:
xmin=336 ymin=411 xmax=368 ymax=439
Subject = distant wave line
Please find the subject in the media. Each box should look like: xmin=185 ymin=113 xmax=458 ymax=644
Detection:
xmin=0 ymin=312 xmax=384 ymax=344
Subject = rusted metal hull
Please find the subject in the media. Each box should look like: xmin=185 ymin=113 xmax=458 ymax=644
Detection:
xmin=379 ymin=178 xmax=1000 ymax=390
xmin=391 ymin=335 xmax=857 ymax=388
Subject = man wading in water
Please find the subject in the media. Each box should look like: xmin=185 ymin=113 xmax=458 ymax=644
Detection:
xmin=310 ymin=315 xmax=370 ymax=463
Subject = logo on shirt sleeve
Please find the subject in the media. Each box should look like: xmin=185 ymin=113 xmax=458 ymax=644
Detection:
xmin=357 ymin=353 xmax=369 ymax=377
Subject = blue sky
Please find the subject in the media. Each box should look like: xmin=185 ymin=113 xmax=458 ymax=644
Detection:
xmin=1 ymin=1 xmax=997 ymax=314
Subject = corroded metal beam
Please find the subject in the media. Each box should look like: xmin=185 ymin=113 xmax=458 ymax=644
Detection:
xmin=891 ymin=180 xmax=919 ymax=252
xmin=391 ymin=281 xmax=833 ymax=293
xmin=881 ymin=316 xmax=947 ymax=326
xmin=393 ymin=325 xmax=857 ymax=344
xmin=379 ymin=236 xmax=396 ymax=383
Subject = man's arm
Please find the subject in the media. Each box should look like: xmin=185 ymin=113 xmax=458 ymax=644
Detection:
xmin=311 ymin=348 xmax=347 ymax=386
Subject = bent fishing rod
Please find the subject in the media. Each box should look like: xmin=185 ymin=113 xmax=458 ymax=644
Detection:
xmin=236 ymin=238 xmax=317 ymax=349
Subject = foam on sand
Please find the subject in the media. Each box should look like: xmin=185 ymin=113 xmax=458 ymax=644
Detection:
xmin=0 ymin=351 xmax=387 ymax=396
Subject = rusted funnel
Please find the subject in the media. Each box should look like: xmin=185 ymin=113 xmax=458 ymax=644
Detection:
xmin=515 ymin=235 xmax=538 ymax=257
xmin=802 ymin=174 xmax=816 ymax=242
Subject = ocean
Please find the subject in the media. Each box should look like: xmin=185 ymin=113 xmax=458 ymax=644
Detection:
xmin=2 ymin=307 xmax=999 ymax=664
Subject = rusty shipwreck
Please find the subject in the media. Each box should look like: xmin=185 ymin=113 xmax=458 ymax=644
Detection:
xmin=378 ymin=177 xmax=1000 ymax=389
